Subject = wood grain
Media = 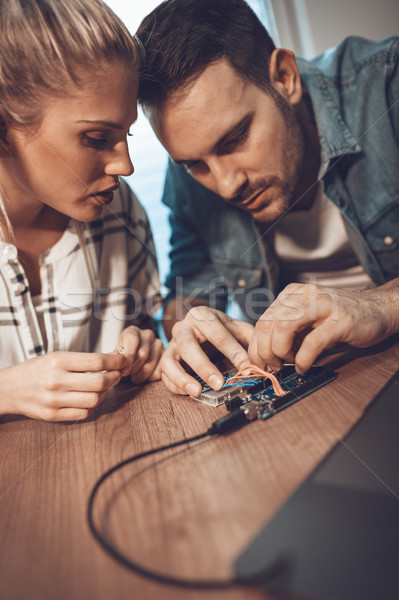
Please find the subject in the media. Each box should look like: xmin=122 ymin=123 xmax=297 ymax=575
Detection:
xmin=1 ymin=340 xmax=398 ymax=600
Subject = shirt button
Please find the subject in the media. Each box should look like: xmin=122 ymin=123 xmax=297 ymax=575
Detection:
xmin=237 ymin=278 xmax=247 ymax=288
xmin=15 ymin=282 xmax=25 ymax=293
xmin=384 ymin=236 xmax=394 ymax=246
xmin=2 ymin=244 xmax=18 ymax=261
xmin=337 ymin=199 xmax=345 ymax=208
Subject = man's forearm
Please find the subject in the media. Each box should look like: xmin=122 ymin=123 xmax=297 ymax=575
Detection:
xmin=372 ymin=277 xmax=399 ymax=337
xmin=162 ymin=297 xmax=209 ymax=339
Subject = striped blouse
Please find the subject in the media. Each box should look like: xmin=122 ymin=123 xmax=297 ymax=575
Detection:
xmin=0 ymin=180 xmax=161 ymax=368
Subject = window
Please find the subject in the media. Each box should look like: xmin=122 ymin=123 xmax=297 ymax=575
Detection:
xmin=104 ymin=1 xmax=277 ymax=286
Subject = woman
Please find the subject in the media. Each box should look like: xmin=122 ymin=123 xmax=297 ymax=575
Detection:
xmin=0 ymin=0 xmax=163 ymax=421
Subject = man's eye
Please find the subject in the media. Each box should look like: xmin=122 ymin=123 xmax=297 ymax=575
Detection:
xmin=220 ymin=129 xmax=248 ymax=153
xmin=184 ymin=161 xmax=200 ymax=171
xmin=82 ymin=133 xmax=108 ymax=149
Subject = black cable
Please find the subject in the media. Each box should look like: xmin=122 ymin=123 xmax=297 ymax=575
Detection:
xmin=87 ymin=410 xmax=272 ymax=589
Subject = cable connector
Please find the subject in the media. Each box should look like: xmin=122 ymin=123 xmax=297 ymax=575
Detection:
xmin=208 ymin=409 xmax=249 ymax=435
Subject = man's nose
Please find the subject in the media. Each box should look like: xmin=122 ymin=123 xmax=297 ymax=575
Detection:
xmin=210 ymin=158 xmax=247 ymax=200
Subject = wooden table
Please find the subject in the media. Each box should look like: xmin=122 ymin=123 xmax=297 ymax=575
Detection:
xmin=1 ymin=340 xmax=398 ymax=600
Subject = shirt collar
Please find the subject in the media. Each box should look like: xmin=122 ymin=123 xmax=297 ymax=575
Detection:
xmin=39 ymin=220 xmax=80 ymax=265
xmin=297 ymin=58 xmax=362 ymax=175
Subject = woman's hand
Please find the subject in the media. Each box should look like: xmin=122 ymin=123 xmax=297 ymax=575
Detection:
xmin=0 ymin=351 xmax=126 ymax=422
xmin=113 ymin=326 xmax=164 ymax=384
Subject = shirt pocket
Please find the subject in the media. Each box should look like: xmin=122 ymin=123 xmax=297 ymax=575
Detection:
xmin=362 ymin=200 xmax=399 ymax=281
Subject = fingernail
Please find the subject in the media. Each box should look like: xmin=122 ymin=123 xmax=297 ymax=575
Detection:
xmin=209 ymin=374 xmax=224 ymax=390
xmin=186 ymin=383 xmax=201 ymax=397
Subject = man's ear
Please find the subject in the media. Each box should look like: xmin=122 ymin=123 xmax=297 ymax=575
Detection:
xmin=268 ymin=48 xmax=303 ymax=106
xmin=0 ymin=108 xmax=11 ymax=157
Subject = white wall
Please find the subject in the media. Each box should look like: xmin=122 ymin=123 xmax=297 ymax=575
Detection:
xmin=270 ymin=0 xmax=399 ymax=58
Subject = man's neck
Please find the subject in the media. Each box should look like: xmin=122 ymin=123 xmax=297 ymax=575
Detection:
xmin=292 ymin=90 xmax=321 ymax=212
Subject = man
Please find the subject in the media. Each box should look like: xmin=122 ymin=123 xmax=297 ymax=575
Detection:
xmin=136 ymin=0 xmax=399 ymax=398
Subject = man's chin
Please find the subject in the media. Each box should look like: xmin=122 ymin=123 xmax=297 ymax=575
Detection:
xmin=246 ymin=199 xmax=291 ymax=224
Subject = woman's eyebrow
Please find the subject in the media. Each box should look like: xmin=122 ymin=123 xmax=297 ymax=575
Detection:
xmin=76 ymin=119 xmax=123 ymax=129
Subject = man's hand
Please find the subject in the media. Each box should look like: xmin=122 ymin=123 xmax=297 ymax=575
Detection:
xmin=248 ymin=282 xmax=398 ymax=373
xmin=160 ymin=306 xmax=254 ymax=396
xmin=113 ymin=326 xmax=164 ymax=384
xmin=162 ymin=296 xmax=211 ymax=339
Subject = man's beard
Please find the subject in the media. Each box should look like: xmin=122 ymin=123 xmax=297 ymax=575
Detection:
xmin=229 ymin=92 xmax=306 ymax=224
xmin=229 ymin=175 xmax=296 ymax=223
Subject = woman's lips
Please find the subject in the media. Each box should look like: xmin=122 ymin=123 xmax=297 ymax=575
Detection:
xmin=92 ymin=191 xmax=114 ymax=206
xmin=90 ymin=184 xmax=119 ymax=206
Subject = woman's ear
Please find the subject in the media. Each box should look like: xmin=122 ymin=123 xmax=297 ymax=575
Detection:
xmin=268 ymin=48 xmax=303 ymax=106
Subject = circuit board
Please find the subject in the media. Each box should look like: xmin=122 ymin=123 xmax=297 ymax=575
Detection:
xmin=191 ymin=365 xmax=336 ymax=420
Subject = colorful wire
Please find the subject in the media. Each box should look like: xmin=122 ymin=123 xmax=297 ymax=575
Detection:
xmin=223 ymin=365 xmax=286 ymax=397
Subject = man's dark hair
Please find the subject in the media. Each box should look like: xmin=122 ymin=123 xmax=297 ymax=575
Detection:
xmin=136 ymin=0 xmax=276 ymax=111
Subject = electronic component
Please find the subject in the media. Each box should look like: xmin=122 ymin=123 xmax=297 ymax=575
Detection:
xmin=191 ymin=369 xmax=266 ymax=407
xmin=225 ymin=396 xmax=244 ymax=411
xmin=191 ymin=365 xmax=336 ymax=420
xmin=248 ymin=365 xmax=336 ymax=420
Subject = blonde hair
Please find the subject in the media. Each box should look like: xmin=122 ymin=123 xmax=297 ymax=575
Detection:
xmin=0 ymin=0 xmax=140 ymax=239
xmin=0 ymin=0 xmax=139 ymax=127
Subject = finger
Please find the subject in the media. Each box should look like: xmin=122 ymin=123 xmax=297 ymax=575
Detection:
xmin=130 ymin=339 xmax=164 ymax=384
xmin=250 ymin=299 xmax=305 ymax=369
xmin=218 ymin=315 xmax=255 ymax=348
xmin=112 ymin=327 xmax=141 ymax=353
xmin=60 ymin=390 xmax=108 ymax=409
xmin=51 ymin=407 xmax=92 ymax=422
xmin=41 ymin=391 xmax=107 ymax=412
xmin=36 ymin=406 xmax=92 ymax=422
xmin=249 ymin=337 xmax=283 ymax=371
xmin=51 ymin=351 xmax=126 ymax=373
xmin=160 ymin=349 xmax=203 ymax=396
xmin=177 ymin=323 xmax=249 ymax=385
xmin=114 ymin=328 xmax=142 ymax=376
xmin=175 ymin=340 xmax=225 ymax=390
xmin=161 ymin=371 xmax=181 ymax=395
xmin=294 ymin=324 xmax=340 ymax=373
xmin=39 ymin=390 xmax=109 ymax=420
xmin=161 ymin=370 xmax=197 ymax=396
xmin=248 ymin=317 xmax=281 ymax=370
xmin=149 ymin=363 xmax=162 ymax=381
xmin=248 ymin=333 xmax=262 ymax=367
xmin=55 ymin=369 xmax=122 ymax=392
xmin=270 ymin=321 xmax=298 ymax=363
xmin=129 ymin=349 xmax=151 ymax=378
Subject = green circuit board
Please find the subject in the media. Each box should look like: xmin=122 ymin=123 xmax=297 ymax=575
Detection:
xmin=192 ymin=365 xmax=336 ymax=419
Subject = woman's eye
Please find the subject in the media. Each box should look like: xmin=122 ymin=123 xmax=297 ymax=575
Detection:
xmin=82 ymin=133 xmax=109 ymax=149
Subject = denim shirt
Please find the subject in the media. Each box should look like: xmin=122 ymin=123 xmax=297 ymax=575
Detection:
xmin=162 ymin=36 xmax=399 ymax=323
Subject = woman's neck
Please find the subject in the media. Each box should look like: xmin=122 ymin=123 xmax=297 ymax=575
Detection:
xmin=2 ymin=200 xmax=69 ymax=250
xmin=0 ymin=200 xmax=69 ymax=296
